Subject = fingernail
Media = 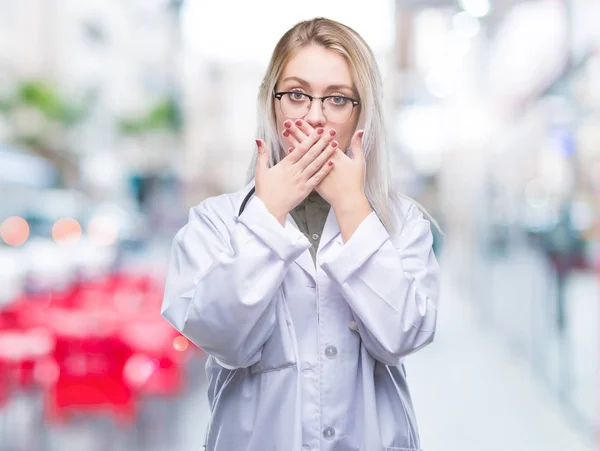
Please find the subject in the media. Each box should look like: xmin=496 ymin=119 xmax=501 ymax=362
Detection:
xmin=328 ymin=161 xmax=334 ymax=166
xmin=331 ymin=141 xmax=338 ymax=148
xmin=255 ymin=139 xmax=261 ymax=147
xmin=284 ymin=120 xmax=292 ymax=128
xmin=358 ymin=130 xmax=364 ymax=138
xmin=295 ymin=120 xmax=302 ymax=127
xmin=329 ymin=129 xmax=336 ymax=137
xmin=317 ymin=128 xmax=324 ymax=135
xmin=288 ymin=147 xmax=294 ymax=153
xmin=283 ymin=130 xmax=290 ymax=137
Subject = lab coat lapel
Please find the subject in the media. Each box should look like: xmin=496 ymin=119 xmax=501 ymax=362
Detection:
xmin=288 ymin=205 xmax=341 ymax=280
xmin=286 ymin=214 xmax=316 ymax=282
xmin=318 ymin=206 xmax=342 ymax=252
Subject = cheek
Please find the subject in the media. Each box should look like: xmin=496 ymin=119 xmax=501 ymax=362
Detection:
xmin=337 ymin=126 xmax=354 ymax=151
xmin=274 ymin=113 xmax=285 ymax=137
xmin=273 ymin=115 xmax=287 ymax=155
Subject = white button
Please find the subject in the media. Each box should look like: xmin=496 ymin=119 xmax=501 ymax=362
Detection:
xmin=311 ymin=233 xmax=320 ymax=240
xmin=322 ymin=427 xmax=336 ymax=440
xmin=324 ymin=345 xmax=338 ymax=359
xmin=348 ymin=321 xmax=358 ymax=331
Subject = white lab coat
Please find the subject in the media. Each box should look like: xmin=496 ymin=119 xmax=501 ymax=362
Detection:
xmin=161 ymin=180 xmax=440 ymax=451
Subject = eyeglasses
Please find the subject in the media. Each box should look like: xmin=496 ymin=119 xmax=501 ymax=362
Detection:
xmin=273 ymin=91 xmax=360 ymax=124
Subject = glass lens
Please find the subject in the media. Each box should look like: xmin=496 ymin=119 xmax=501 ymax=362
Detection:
xmin=280 ymin=92 xmax=310 ymax=118
xmin=279 ymin=93 xmax=355 ymax=123
xmin=323 ymin=96 xmax=353 ymax=123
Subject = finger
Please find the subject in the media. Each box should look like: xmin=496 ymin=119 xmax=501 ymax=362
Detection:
xmin=301 ymin=140 xmax=337 ymax=180
xmin=281 ymin=146 xmax=295 ymax=159
xmin=285 ymin=126 xmax=325 ymax=163
xmin=307 ymin=159 xmax=334 ymax=190
xmin=295 ymin=128 xmax=336 ymax=170
xmin=290 ymin=119 xmax=315 ymax=141
xmin=350 ymin=129 xmax=365 ymax=160
xmin=255 ymin=139 xmax=269 ymax=178
xmin=282 ymin=119 xmax=303 ymax=146
xmin=283 ymin=119 xmax=309 ymax=143
xmin=334 ymin=147 xmax=348 ymax=160
xmin=282 ymin=128 xmax=301 ymax=147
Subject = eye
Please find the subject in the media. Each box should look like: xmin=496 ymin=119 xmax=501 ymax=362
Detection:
xmin=289 ymin=91 xmax=307 ymax=101
xmin=329 ymin=96 xmax=349 ymax=106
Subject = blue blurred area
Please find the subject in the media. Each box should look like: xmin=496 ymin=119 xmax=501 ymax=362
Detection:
xmin=0 ymin=146 xmax=59 ymax=188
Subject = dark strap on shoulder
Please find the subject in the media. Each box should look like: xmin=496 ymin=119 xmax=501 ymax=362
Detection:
xmin=238 ymin=187 xmax=256 ymax=216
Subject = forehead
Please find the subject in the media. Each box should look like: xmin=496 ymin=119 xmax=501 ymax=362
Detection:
xmin=280 ymin=45 xmax=354 ymax=89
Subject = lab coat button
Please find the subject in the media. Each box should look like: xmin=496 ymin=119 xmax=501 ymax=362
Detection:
xmin=324 ymin=345 xmax=338 ymax=359
xmin=348 ymin=321 xmax=358 ymax=331
xmin=322 ymin=427 xmax=336 ymax=440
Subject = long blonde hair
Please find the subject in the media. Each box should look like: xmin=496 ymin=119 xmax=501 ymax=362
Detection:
xmin=246 ymin=17 xmax=439 ymax=234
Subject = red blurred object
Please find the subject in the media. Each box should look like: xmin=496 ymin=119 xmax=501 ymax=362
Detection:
xmin=0 ymin=361 xmax=9 ymax=406
xmin=120 ymin=317 xmax=187 ymax=396
xmin=0 ymin=269 xmax=196 ymax=427
xmin=0 ymin=327 xmax=56 ymax=389
xmin=46 ymin=314 xmax=135 ymax=424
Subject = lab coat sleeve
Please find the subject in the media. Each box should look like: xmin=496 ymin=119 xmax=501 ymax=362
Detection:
xmin=161 ymin=194 xmax=311 ymax=369
xmin=320 ymin=202 xmax=440 ymax=365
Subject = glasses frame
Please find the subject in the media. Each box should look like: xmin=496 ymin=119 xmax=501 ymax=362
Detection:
xmin=273 ymin=91 xmax=360 ymax=124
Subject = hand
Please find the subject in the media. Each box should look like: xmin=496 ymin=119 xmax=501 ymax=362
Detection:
xmin=254 ymin=121 xmax=337 ymax=224
xmin=282 ymin=120 xmax=367 ymax=212
xmin=316 ymin=129 xmax=367 ymax=212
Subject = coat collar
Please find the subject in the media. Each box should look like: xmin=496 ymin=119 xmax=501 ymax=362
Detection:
xmin=287 ymin=203 xmax=342 ymax=282
xmin=235 ymin=179 xmax=342 ymax=281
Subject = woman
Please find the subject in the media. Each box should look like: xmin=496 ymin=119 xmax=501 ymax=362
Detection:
xmin=162 ymin=17 xmax=440 ymax=451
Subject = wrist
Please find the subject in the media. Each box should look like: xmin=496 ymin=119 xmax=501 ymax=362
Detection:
xmin=256 ymin=194 xmax=288 ymax=225
xmin=332 ymin=193 xmax=370 ymax=216
xmin=268 ymin=207 xmax=288 ymax=225
xmin=333 ymin=193 xmax=372 ymax=242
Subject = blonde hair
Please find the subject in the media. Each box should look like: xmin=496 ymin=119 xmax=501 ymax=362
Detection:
xmin=246 ymin=17 xmax=440 ymax=234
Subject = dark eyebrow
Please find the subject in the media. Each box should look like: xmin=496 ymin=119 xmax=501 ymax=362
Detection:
xmin=281 ymin=76 xmax=357 ymax=96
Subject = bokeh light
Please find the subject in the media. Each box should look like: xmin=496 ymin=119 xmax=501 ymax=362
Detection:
xmin=123 ymin=354 xmax=159 ymax=387
xmin=52 ymin=218 xmax=82 ymax=244
xmin=0 ymin=216 xmax=30 ymax=246
xmin=173 ymin=336 xmax=189 ymax=352
xmin=33 ymin=357 xmax=60 ymax=387
xmin=87 ymin=216 xmax=119 ymax=246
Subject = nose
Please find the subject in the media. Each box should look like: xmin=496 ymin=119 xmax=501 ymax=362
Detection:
xmin=304 ymin=99 xmax=327 ymax=129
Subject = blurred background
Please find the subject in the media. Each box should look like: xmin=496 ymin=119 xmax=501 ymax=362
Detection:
xmin=0 ymin=0 xmax=598 ymax=450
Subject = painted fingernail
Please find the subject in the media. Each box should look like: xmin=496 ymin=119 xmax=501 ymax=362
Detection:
xmin=329 ymin=129 xmax=337 ymax=137
xmin=317 ymin=128 xmax=324 ymax=135
xmin=331 ymin=141 xmax=338 ymax=148
xmin=288 ymin=147 xmax=294 ymax=153
xmin=255 ymin=139 xmax=261 ymax=147
xmin=284 ymin=120 xmax=292 ymax=128
xmin=358 ymin=130 xmax=364 ymax=138
xmin=283 ymin=130 xmax=290 ymax=137
xmin=328 ymin=161 xmax=334 ymax=166
xmin=295 ymin=120 xmax=303 ymax=127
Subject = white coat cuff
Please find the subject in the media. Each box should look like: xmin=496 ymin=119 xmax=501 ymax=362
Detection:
xmin=237 ymin=195 xmax=311 ymax=261
xmin=321 ymin=211 xmax=389 ymax=283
